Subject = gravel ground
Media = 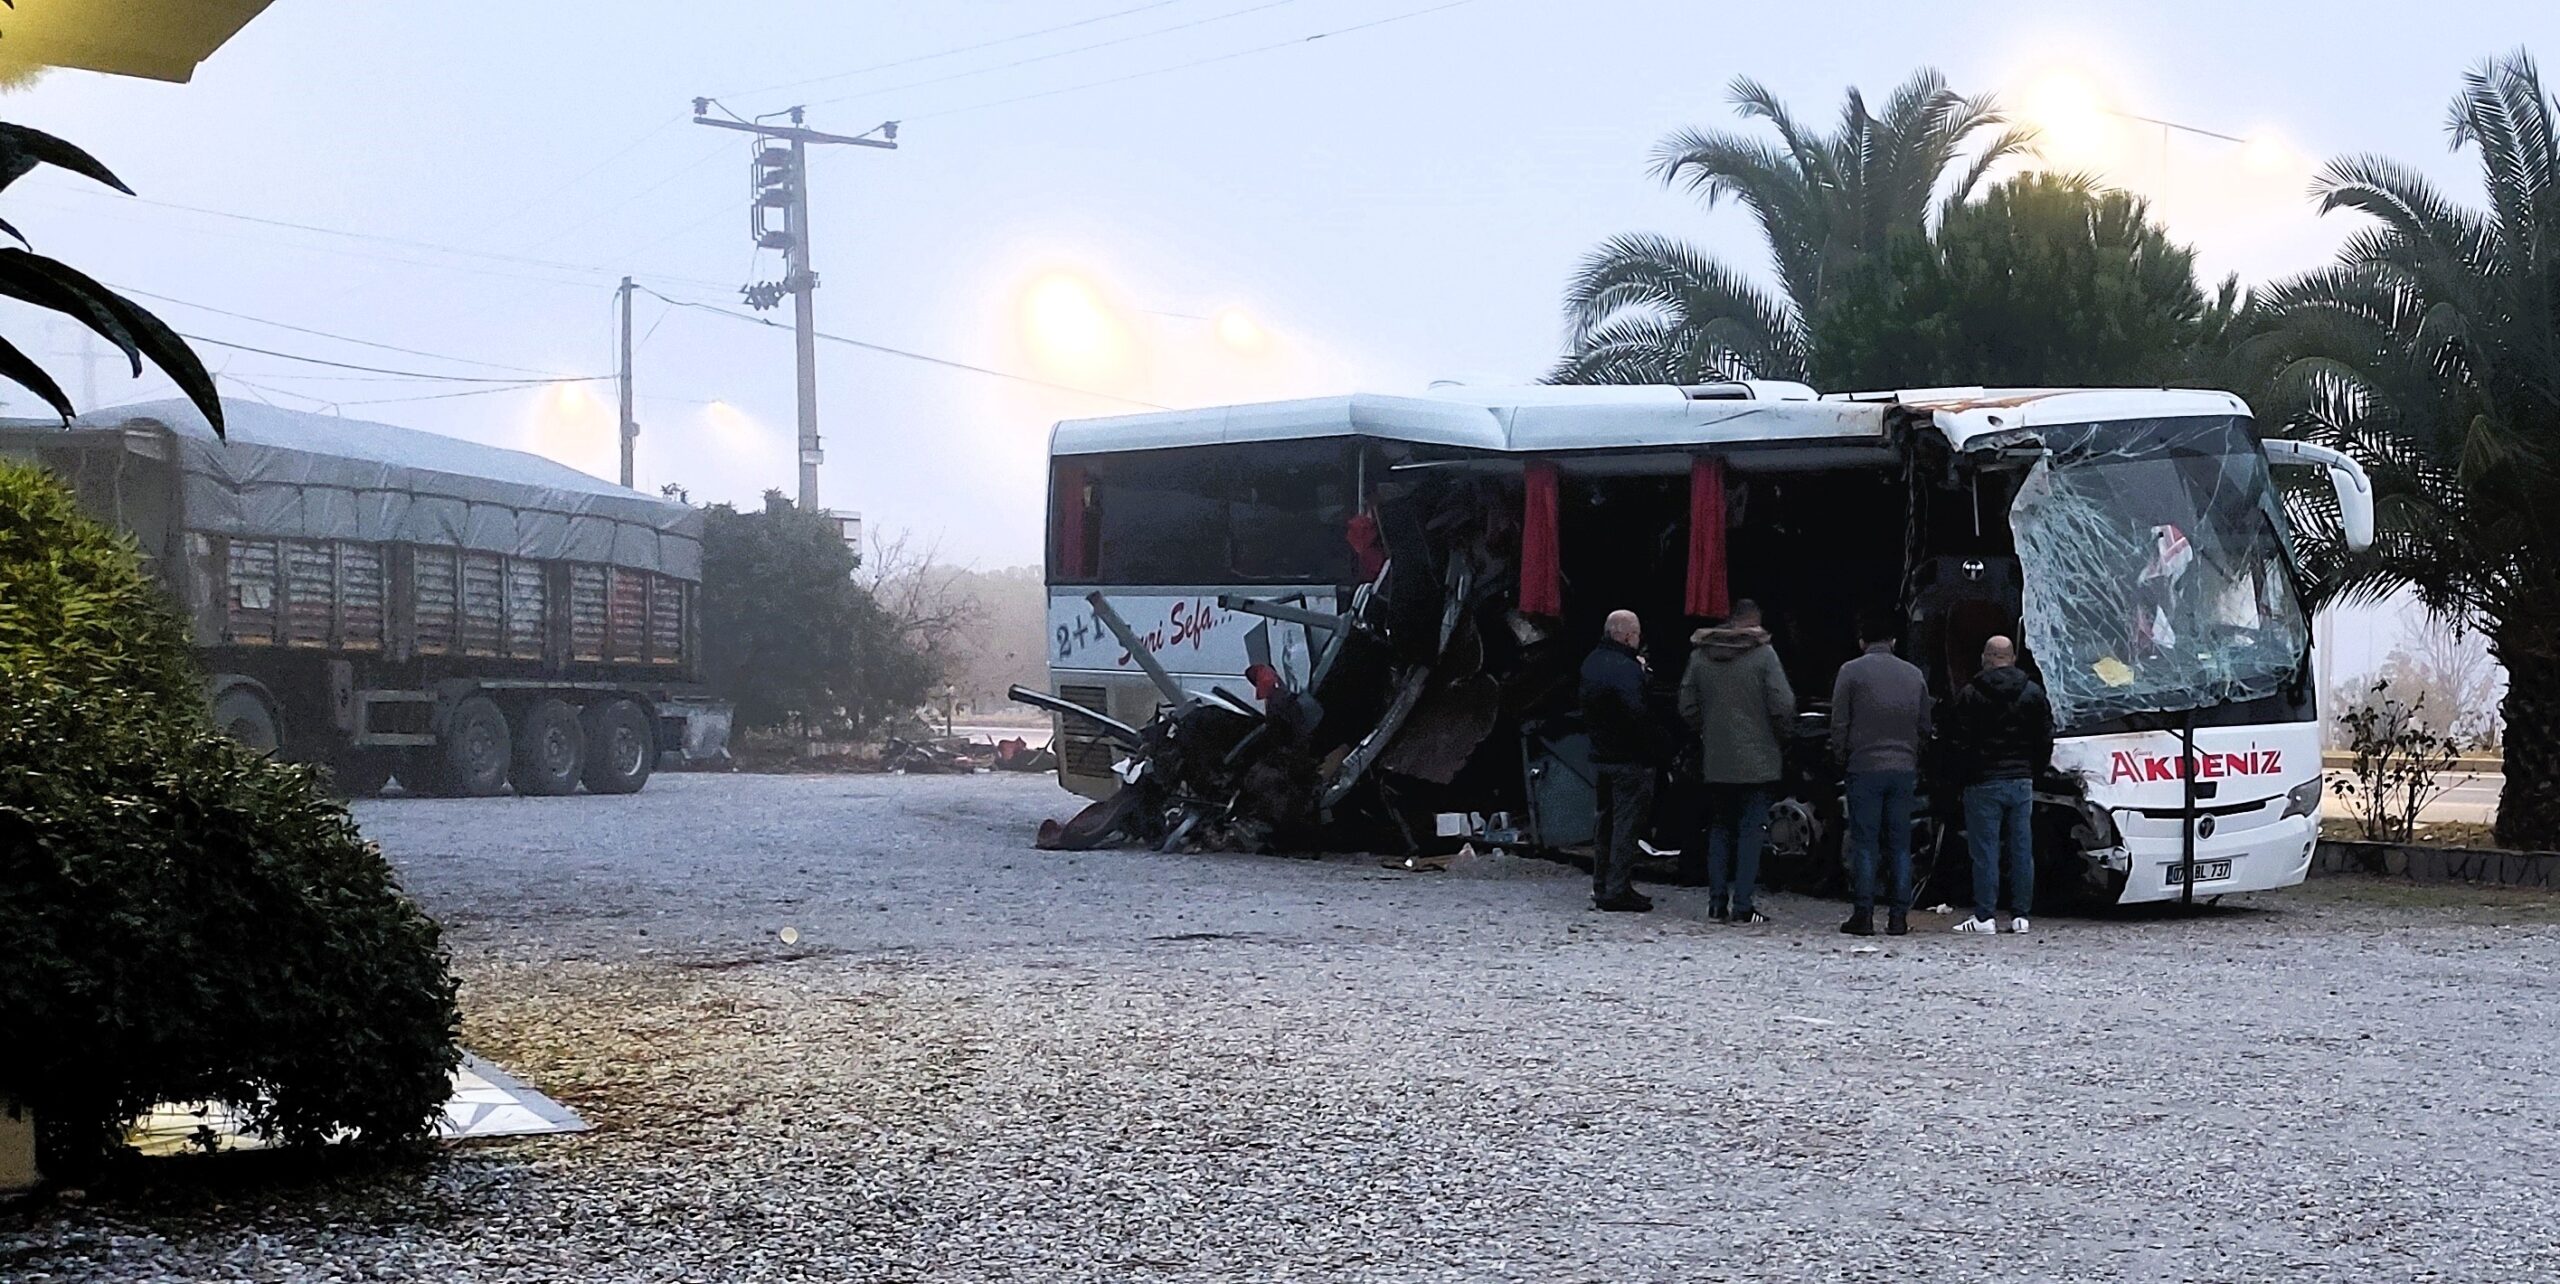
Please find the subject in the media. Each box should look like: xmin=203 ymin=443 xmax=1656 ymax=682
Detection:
xmin=11 ymin=772 xmax=2560 ymax=1282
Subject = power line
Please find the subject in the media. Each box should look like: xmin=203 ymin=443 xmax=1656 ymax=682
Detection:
xmin=907 ymin=0 xmax=1483 ymax=122
xmin=455 ymin=114 xmax=688 ymax=244
xmin=807 ymin=0 xmax=1308 ymax=110
xmin=631 ymin=285 xmax=1167 ymax=409
xmin=721 ymin=0 xmax=1188 ymax=99
xmin=179 ymin=333 xmax=608 ymax=384
xmin=520 ymin=139 xmax=737 ymax=254
xmin=118 ymin=286 xmax=585 ymax=378
xmin=52 ymin=187 xmax=730 ymax=290
xmin=336 ymin=383 xmax=569 ymax=408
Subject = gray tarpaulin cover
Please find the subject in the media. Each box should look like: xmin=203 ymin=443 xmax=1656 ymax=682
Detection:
xmin=62 ymin=399 xmax=700 ymax=581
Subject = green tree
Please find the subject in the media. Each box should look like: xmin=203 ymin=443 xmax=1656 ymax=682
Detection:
xmin=2251 ymin=50 xmax=2560 ymax=848
xmin=698 ymin=491 xmax=936 ymax=735
xmin=1 ymin=464 xmax=458 ymax=1173
xmin=1553 ymin=70 xmax=2034 ymax=384
xmin=1812 ymin=173 xmax=2230 ymax=389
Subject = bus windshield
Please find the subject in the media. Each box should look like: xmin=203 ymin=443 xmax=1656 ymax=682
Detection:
xmin=2010 ymin=416 xmax=2310 ymax=733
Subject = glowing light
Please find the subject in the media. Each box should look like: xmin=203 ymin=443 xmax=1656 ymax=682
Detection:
xmin=1020 ymin=272 xmax=1134 ymax=380
xmin=702 ymin=399 xmax=766 ymax=450
xmin=2020 ymin=70 xmax=2114 ymax=166
xmin=2241 ymin=131 xmax=2293 ymax=176
xmin=523 ymin=381 xmax=614 ymax=478
xmin=1213 ymin=307 xmax=1267 ymax=353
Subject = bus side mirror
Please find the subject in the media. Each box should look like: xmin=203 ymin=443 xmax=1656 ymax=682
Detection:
xmin=2262 ymin=439 xmax=2375 ymax=553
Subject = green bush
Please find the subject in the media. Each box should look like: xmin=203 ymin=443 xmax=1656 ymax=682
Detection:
xmin=0 ymin=461 xmax=460 ymax=1174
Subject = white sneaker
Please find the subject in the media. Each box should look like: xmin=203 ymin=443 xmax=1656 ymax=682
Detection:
xmin=1952 ymin=916 xmax=1998 ymax=934
xmin=2009 ymin=916 xmax=2032 ymax=934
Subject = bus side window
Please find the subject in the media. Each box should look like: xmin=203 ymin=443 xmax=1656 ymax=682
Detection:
xmin=1229 ymin=442 xmax=1356 ymax=582
xmin=1092 ymin=452 xmax=1231 ymax=585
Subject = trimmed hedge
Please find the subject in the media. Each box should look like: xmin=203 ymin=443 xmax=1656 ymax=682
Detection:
xmin=0 ymin=461 xmax=460 ymax=1173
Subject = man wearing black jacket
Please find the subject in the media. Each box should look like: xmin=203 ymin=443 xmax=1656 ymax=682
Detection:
xmin=1943 ymin=635 xmax=2055 ymax=934
xmin=1580 ymin=609 xmax=1671 ymax=912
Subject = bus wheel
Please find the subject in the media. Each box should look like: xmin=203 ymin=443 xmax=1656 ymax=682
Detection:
xmin=438 ymin=695 xmax=513 ymax=797
xmin=212 ymin=686 xmax=282 ymax=756
xmin=580 ymin=699 xmax=654 ymax=795
xmin=512 ymin=699 xmax=586 ymax=796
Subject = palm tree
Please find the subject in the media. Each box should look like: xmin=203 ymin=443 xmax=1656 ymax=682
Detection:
xmin=2253 ymin=50 xmax=2560 ymax=848
xmin=1552 ymin=70 xmax=2035 ymax=385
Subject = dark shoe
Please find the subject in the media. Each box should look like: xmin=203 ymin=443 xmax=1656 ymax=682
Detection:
xmin=1708 ymin=897 xmax=1730 ymax=923
xmin=1732 ymin=907 xmax=1771 ymax=925
xmin=1886 ymin=907 xmax=1909 ymax=936
xmin=1839 ymin=908 xmax=1875 ymax=936
xmin=1594 ymin=891 xmax=1655 ymax=913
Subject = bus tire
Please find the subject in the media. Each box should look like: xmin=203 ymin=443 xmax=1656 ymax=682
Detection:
xmin=212 ymin=686 xmax=282 ymax=757
xmin=512 ymin=698 xmax=586 ymax=796
xmin=580 ymin=699 xmax=654 ymax=795
xmin=438 ymin=695 xmax=513 ymax=797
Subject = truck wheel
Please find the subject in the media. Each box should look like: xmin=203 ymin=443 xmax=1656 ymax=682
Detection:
xmin=212 ymin=687 xmax=282 ymax=756
xmin=512 ymin=699 xmax=586 ymax=796
xmin=438 ymin=695 xmax=513 ymax=797
xmin=580 ymin=699 xmax=654 ymax=795
xmin=330 ymin=750 xmax=396 ymax=797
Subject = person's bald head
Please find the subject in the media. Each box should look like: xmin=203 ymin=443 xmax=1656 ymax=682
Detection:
xmin=1982 ymin=635 xmax=2018 ymax=668
xmin=1605 ymin=609 xmax=1642 ymax=646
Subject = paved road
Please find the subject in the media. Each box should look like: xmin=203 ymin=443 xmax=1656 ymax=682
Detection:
xmin=2326 ymin=768 xmax=2502 ymax=824
xmin=11 ymin=773 xmax=2560 ymax=1282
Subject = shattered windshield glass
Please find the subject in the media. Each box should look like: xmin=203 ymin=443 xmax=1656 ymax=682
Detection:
xmin=2009 ymin=416 xmax=2310 ymax=732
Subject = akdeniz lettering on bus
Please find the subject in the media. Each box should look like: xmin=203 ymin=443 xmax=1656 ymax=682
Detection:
xmin=2106 ymin=748 xmax=2284 ymax=784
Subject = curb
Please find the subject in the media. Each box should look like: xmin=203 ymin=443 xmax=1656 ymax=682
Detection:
xmin=2313 ymin=839 xmax=2560 ymax=890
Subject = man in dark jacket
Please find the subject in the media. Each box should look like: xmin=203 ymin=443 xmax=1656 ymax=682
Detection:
xmin=1580 ymin=609 xmax=1671 ymax=913
xmin=1942 ymin=635 xmax=2054 ymax=935
xmin=1678 ymin=599 xmax=1795 ymax=924
xmin=1829 ymin=607 xmax=1932 ymax=937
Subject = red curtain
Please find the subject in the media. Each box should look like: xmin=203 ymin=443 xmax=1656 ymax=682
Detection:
xmin=1053 ymin=461 xmax=1090 ymax=580
xmin=1685 ymin=455 xmax=1729 ymax=619
xmin=1519 ymin=460 xmax=1562 ymax=617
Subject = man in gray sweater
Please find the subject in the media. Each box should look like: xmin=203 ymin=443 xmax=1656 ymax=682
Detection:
xmin=1829 ymin=607 xmax=1933 ymax=936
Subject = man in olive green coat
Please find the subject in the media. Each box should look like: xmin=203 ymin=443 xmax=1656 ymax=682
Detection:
xmin=1678 ymin=599 xmax=1796 ymax=923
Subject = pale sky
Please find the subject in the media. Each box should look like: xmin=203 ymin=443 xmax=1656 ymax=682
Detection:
xmin=3 ymin=0 xmax=2553 ymax=680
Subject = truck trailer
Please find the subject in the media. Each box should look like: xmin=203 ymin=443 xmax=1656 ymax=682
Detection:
xmin=0 ymin=398 xmax=729 ymax=797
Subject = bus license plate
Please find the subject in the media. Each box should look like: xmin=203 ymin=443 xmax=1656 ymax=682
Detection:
xmin=2162 ymin=859 xmax=2233 ymax=885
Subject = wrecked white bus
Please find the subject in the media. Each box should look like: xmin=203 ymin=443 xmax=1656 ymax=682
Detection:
xmin=1025 ymin=383 xmax=2374 ymax=907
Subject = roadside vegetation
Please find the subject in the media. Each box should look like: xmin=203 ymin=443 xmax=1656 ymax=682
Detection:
xmin=0 ymin=464 xmax=459 ymax=1176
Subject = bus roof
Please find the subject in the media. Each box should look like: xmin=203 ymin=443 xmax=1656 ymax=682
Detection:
xmin=1049 ymin=385 xmax=2253 ymax=458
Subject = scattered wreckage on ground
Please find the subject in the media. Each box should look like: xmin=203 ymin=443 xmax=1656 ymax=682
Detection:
xmin=1012 ymin=383 xmax=2374 ymax=907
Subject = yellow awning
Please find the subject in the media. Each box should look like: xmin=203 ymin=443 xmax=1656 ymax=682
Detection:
xmin=0 ymin=0 xmax=279 ymax=84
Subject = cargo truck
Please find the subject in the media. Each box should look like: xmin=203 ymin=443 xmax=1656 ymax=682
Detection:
xmin=1 ymin=398 xmax=730 ymax=797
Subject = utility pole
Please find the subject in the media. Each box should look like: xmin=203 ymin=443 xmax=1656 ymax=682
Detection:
xmin=616 ymin=275 xmax=638 ymax=489
xmin=691 ymin=101 xmax=897 ymax=514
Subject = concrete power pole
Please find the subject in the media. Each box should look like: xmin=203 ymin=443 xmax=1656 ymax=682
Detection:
xmin=617 ymin=275 xmax=638 ymax=488
xmin=691 ymin=102 xmax=897 ymax=514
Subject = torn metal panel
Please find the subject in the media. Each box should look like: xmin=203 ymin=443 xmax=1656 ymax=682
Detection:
xmin=1376 ymin=672 xmax=1501 ymax=784
xmin=2011 ymin=416 xmax=2311 ymax=731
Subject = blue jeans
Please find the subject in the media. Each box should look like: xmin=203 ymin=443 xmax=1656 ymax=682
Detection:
xmin=1702 ymin=783 xmax=1772 ymax=913
xmin=1963 ymin=777 xmax=2035 ymax=920
xmin=1844 ymin=769 xmax=1918 ymax=912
